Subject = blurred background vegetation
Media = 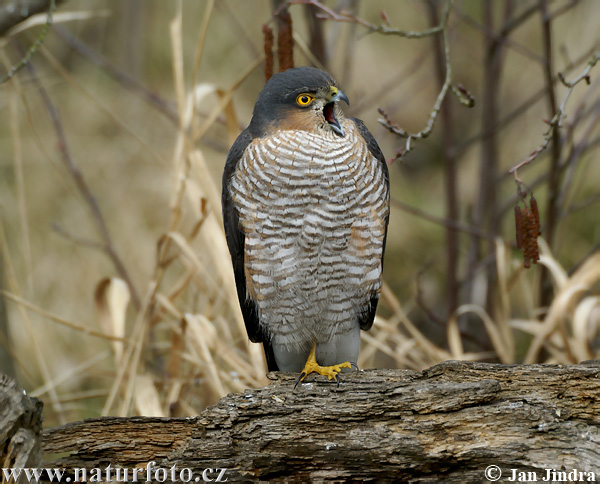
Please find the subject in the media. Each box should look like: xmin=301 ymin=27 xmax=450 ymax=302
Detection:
xmin=0 ymin=0 xmax=598 ymax=427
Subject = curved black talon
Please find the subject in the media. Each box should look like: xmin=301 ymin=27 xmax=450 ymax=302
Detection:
xmin=350 ymin=361 xmax=359 ymax=371
xmin=335 ymin=373 xmax=341 ymax=387
xmin=294 ymin=372 xmax=306 ymax=389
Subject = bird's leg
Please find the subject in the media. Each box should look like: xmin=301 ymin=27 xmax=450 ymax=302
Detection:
xmin=294 ymin=342 xmax=352 ymax=388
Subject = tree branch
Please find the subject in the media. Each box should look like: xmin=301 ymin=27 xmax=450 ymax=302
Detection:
xmin=39 ymin=361 xmax=600 ymax=482
xmin=508 ymin=47 xmax=600 ymax=183
xmin=427 ymin=0 xmax=458 ymax=319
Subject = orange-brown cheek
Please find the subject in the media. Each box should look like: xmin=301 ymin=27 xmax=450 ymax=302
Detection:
xmin=270 ymin=109 xmax=322 ymax=133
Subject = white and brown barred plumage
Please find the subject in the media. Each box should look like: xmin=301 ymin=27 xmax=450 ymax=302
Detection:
xmin=222 ymin=67 xmax=390 ymax=373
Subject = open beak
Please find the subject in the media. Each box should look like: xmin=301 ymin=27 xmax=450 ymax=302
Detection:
xmin=324 ymin=87 xmax=349 ymax=137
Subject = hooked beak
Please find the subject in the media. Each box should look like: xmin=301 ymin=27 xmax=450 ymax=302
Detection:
xmin=331 ymin=88 xmax=350 ymax=105
xmin=324 ymin=87 xmax=349 ymax=137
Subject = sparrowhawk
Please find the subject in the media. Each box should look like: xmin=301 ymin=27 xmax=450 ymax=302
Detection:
xmin=222 ymin=66 xmax=390 ymax=383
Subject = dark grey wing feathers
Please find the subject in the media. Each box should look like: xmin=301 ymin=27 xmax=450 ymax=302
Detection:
xmin=222 ymin=129 xmax=263 ymax=343
xmin=351 ymin=117 xmax=390 ymax=331
xmin=350 ymin=117 xmax=388 ymax=176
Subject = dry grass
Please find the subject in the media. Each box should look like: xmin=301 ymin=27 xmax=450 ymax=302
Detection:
xmin=0 ymin=0 xmax=599 ymax=426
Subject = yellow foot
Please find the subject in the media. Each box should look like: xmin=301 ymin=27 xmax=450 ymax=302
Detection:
xmin=294 ymin=343 xmax=357 ymax=389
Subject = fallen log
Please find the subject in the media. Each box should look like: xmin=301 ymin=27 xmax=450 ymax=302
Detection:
xmin=0 ymin=375 xmax=43 ymax=479
xmin=38 ymin=360 xmax=600 ymax=482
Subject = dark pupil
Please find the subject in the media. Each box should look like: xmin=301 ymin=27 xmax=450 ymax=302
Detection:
xmin=301 ymin=96 xmax=308 ymax=103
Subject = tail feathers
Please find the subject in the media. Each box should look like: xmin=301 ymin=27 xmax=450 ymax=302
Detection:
xmin=262 ymin=341 xmax=279 ymax=372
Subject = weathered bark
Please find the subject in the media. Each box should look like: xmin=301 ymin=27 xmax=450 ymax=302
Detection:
xmin=0 ymin=375 xmax=43 ymax=473
xmin=39 ymin=361 xmax=600 ymax=482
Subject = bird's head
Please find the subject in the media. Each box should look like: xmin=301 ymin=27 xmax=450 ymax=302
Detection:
xmin=250 ymin=66 xmax=350 ymax=138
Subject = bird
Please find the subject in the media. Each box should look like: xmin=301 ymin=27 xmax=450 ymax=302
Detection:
xmin=222 ymin=66 xmax=390 ymax=385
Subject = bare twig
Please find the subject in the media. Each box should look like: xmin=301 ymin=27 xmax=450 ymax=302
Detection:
xmin=0 ymin=0 xmax=63 ymax=35
xmin=427 ymin=0 xmax=458 ymax=319
xmin=497 ymin=1 xmax=541 ymax=38
xmin=52 ymin=24 xmax=239 ymax=151
xmin=0 ymin=290 xmax=128 ymax=343
xmin=466 ymin=0 xmax=513 ymax=319
xmin=375 ymin=1 xmax=471 ymax=161
xmin=26 ymin=62 xmax=142 ymax=310
xmin=453 ymin=5 xmax=543 ymax=64
xmin=556 ymin=97 xmax=600 ymax=214
xmin=53 ymin=25 xmax=179 ymax=125
xmin=499 ymin=131 xmax=600 ymax=218
xmin=0 ymin=0 xmax=56 ymax=84
xmin=338 ymin=0 xmax=358 ymax=86
xmin=456 ymin=0 xmax=579 ymax=65
xmin=295 ymin=0 xmax=444 ymax=38
xmin=414 ymin=269 xmax=490 ymax=350
xmin=390 ymin=198 xmax=495 ymax=241
xmin=455 ymin=42 xmax=600 ymax=158
xmin=215 ymin=0 xmax=260 ymax=57
xmin=415 ymin=268 xmax=445 ymax=326
xmin=191 ymin=0 xmax=215 ymax=88
xmin=562 ymin=189 xmax=600 ymax=217
xmin=288 ymin=0 xmax=467 ymax=161
xmin=51 ymin=223 xmax=105 ymax=251
xmin=350 ymin=53 xmax=428 ymax=117
xmin=538 ymin=0 xmax=561 ymax=255
xmin=303 ymin=2 xmax=328 ymax=67
xmin=0 ymin=224 xmax=65 ymax=421
xmin=508 ymin=48 xmax=600 ymax=177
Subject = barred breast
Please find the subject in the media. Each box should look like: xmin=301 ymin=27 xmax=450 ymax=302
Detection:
xmin=230 ymin=121 xmax=389 ymax=369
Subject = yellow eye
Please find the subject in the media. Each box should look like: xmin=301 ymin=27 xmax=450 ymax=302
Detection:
xmin=296 ymin=94 xmax=314 ymax=106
